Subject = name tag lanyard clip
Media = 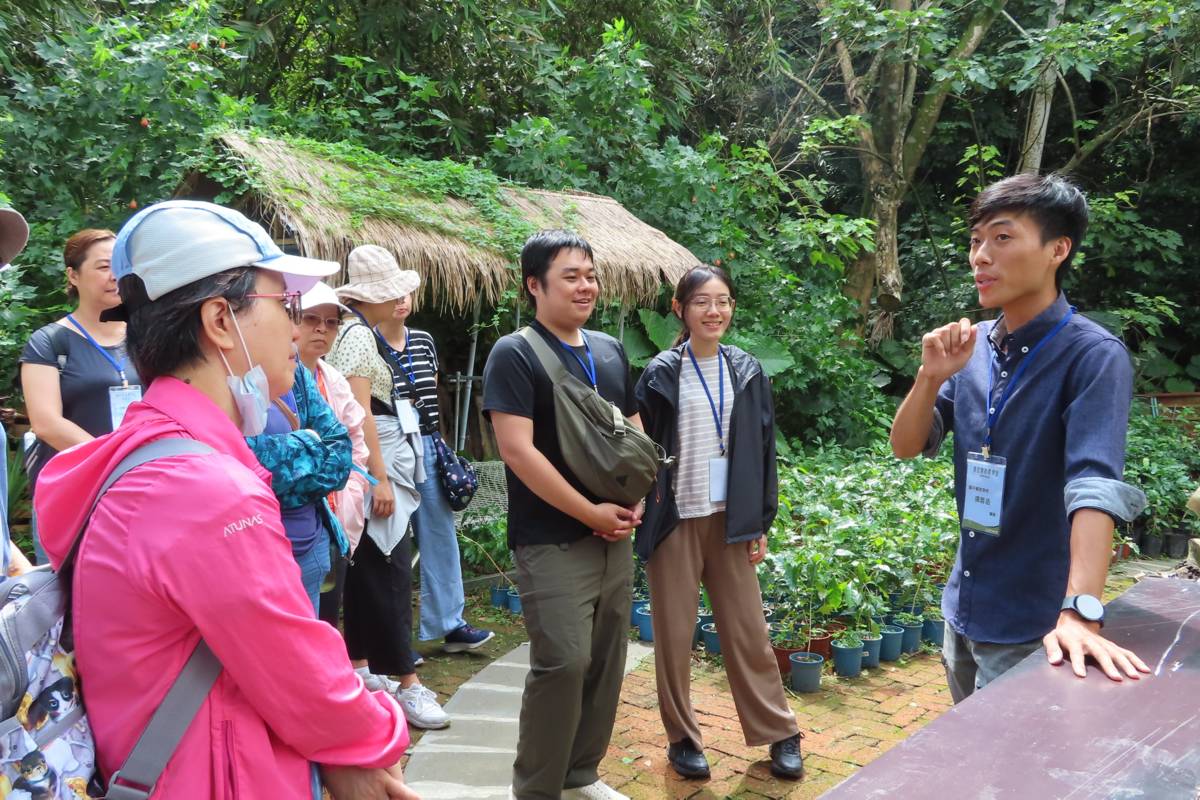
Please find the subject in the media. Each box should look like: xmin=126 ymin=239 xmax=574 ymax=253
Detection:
xmin=981 ymin=307 xmax=1075 ymax=457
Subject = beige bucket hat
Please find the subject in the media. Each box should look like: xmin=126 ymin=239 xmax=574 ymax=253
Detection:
xmin=336 ymin=244 xmax=420 ymax=304
xmin=0 ymin=207 xmax=30 ymax=269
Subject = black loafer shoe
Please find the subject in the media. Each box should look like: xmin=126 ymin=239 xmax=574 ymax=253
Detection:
xmin=769 ymin=733 xmax=804 ymax=780
xmin=667 ymin=739 xmax=710 ymax=779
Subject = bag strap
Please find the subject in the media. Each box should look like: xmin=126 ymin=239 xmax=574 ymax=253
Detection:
xmin=104 ymin=639 xmax=221 ymax=800
xmin=56 ymin=437 xmax=222 ymax=800
xmin=518 ymin=327 xmax=627 ymax=436
xmin=518 ymin=326 xmax=572 ymax=386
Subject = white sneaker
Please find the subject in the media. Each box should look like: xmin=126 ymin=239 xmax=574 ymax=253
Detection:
xmin=560 ymin=781 xmax=629 ymax=800
xmin=357 ymin=669 xmax=397 ymax=693
xmin=396 ymin=683 xmax=450 ymax=730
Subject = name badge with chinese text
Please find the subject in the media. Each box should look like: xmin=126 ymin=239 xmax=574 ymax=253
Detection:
xmin=108 ymin=384 xmax=142 ymax=429
xmin=963 ymin=452 xmax=1006 ymax=536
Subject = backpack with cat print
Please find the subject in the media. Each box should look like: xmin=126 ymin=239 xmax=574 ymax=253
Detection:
xmin=0 ymin=438 xmax=222 ymax=800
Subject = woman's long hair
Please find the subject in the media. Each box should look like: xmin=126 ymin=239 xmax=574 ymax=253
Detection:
xmin=672 ymin=265 xmax=736 ymax=347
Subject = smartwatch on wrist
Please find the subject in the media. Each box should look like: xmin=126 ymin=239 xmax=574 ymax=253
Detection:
xmin=1061 ymin=594 xmax=1105 ymax=627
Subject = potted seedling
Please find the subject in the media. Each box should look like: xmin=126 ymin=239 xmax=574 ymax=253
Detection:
xmin=894 ymin=611 xmax=924 ymax=654
xmin=831 ymin=630 xmax=865 ymax=678
xmin=459 ymin=524 xmax=515 ymax=609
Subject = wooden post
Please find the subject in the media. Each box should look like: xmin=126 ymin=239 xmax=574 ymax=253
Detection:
xmin=457 ymin=295 xmax=483 ymax=452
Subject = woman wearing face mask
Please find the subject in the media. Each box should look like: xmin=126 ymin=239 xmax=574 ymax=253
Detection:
xmin=33 ymin=201 xmax=416 ymax=799
xmin=375 ymin=288 xmax=493 ymax=653
xmin=20 ymin=228 xmax=142 ymax=563
xmin=295 ymin=282 xmax=372 ymax=625
xmin=326 ymin=244 xmax=449 ymax=731
xmin=634 ymin=266 xmax=803 ymax=783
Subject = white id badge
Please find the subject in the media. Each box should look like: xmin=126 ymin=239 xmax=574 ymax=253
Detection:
xmin=708 ymin=457 xmax=729 ymax=503
xmin=396 ymin=400 xmax=422 ymax=435
xmin=108 ymin=384 xmax=142 ymax=429
xmin=963 ymin=452 xmax=1006 ymax=536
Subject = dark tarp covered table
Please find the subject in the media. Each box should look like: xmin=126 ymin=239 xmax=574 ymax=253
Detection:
xmin=822 ymin=578 xmax=1200 ymax=799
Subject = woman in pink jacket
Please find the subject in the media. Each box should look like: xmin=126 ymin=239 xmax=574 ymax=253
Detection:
xmin=35 ymin=200 xmax=417 ymax=800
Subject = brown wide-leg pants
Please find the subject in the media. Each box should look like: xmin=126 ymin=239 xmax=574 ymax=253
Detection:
xmin=646 ymin=512 xmax=799 ymax=748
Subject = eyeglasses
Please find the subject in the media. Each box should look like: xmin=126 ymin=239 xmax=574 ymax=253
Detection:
xmin=300 ymin=312 xmax=343 ymax=329
xmin=247 ymin=291 xmax=303 ymax=325
xmin=688 ymin=295 xmax=734 ymax=311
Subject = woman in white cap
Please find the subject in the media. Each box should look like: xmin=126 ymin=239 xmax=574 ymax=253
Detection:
xmin=326 ymin=244 xmax=449 ymax=731
xmin=296 ymin=282 xmax=372 ymax=625
xmin=33 ymin=200 xmax=417 ymax=799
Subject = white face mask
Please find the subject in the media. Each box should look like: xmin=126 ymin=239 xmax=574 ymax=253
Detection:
xmin=218 ymin=311 xmax=271 ymax=437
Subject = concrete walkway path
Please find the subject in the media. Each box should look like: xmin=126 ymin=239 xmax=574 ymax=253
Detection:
xmin=404 ymin=640 xmax=655 ymax=800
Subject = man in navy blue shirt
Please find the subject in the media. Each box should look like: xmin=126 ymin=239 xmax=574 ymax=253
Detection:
xmin=891 ymin=173 xmax=1149 ymax=702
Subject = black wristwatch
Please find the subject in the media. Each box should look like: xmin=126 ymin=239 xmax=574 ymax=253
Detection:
xmin=1061 ymin=594 xmax=1105 ymax=627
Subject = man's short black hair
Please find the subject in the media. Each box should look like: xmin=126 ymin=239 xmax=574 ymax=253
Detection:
xmin=123 ymin=266 xmax=258 ymax=384
xmin=519 ymin=230 xmax=595 ymax=307
xmin=969 ymin=173 xmax=1089 ymax=289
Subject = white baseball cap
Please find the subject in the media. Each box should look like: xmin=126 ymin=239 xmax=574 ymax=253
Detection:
xmin=0 ymin=207 xmax=30 ymax=270
xmin=300 ymin=281 xmax=350 ymax=313
xmin=112 ymin=200 xmax=338 ymax=301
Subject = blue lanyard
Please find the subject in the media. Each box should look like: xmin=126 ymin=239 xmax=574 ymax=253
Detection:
xmin=687 ymin=343 xmax=726 ymax=455
xmin=982 ymin=307 xmax=1075 ymax=455
xmin=66 ymin=314 xmax=129 ymax=386
xmin=374 ymin=324 xmax=417 ymax=385
xmin=557 ymin=333 xmax=598 ymax=391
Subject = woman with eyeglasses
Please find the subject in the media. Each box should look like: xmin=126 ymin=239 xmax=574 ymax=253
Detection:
xmin=295 ymin=283 xmax=372 ymax=626
xmin=244 ymin=283 xmax=354 ymax=615
xmin=634 ymin=265 xmax=803 ymax=782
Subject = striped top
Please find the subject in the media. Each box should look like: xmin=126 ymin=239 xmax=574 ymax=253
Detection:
xmin=377 ymin=328 xmax=441 ymax=432
xmin=673 ymin=350 xmax=731 ymax=519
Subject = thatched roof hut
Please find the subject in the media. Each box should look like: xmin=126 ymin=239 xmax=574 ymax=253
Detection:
xmin=176 ymin=131 xmax=699 ymax=314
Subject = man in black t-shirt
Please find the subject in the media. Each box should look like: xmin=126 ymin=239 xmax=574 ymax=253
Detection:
xmin=483 ymin=231 xmax=642 ymax=800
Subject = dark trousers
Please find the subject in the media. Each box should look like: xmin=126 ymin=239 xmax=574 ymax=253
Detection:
xmin=343 ymin=528 xmax=415 ymax=676
xmin=511 ymin=535 xmax=632 ymax=800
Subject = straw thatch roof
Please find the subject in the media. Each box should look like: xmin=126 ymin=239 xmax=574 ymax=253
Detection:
xmin=176 ymin=131 xmax=700 ymax=313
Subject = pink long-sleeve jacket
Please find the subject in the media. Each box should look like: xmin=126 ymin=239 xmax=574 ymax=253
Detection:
xmin=315 ymin=359 xmax=369 ymax=553
xmin=35 ymin=377 xmax=408 ymax=799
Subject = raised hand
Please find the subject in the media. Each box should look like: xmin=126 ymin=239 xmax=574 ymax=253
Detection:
xmin=920 ymin=318 xmax=977 ymax=384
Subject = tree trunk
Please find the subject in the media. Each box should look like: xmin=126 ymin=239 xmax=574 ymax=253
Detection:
xmin=873 ymin=188 xmax=903 ymax=312
xmin=1018 ymin=0 xmax=1067 ymax=174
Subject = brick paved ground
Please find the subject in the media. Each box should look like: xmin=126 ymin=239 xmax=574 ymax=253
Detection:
xmin=599 ymin=649 xmax=952 ymax=799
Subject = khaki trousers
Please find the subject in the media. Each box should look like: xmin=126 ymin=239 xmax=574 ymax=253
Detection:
xmin=511 ymin=535 xmax=632 ymax=800
xmin=647 ymin=513 xmax=799 ymax=748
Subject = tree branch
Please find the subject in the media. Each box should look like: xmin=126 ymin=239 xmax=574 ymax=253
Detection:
xmin=901 ymin=1 xmax=1008 ymax=185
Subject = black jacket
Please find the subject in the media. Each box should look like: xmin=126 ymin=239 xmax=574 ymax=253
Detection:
xmin=634 ymin=343 xmax=778 ymax=562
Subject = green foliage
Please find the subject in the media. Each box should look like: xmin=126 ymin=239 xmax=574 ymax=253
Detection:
xmin=457 ymin=513 xmax=513 ymax=577
xmin=1124 ymin=404 xmax=1200 ymax=536
xmin=763 ymin=442 xmax=958 ymax=626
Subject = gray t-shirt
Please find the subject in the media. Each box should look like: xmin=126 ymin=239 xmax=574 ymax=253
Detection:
xmin=19 ymin=322 xmax=142 ymax=491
